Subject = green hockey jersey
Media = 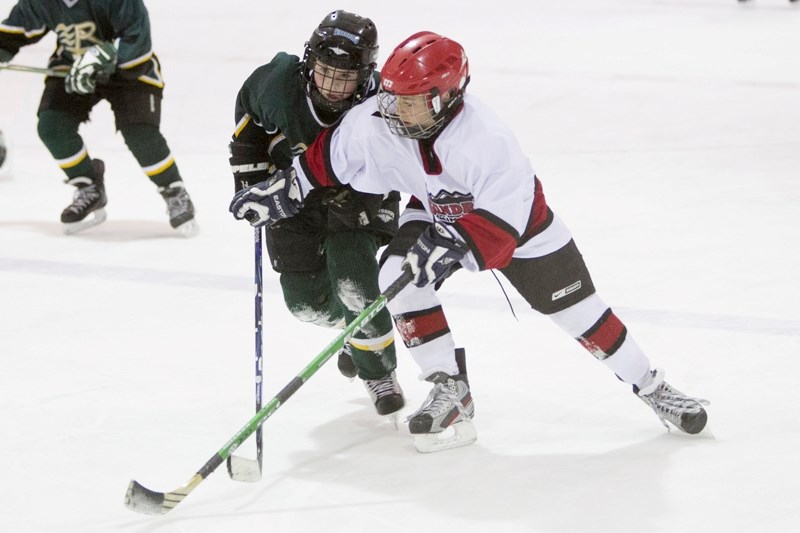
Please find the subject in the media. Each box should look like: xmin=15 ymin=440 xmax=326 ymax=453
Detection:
xmin=233 ymin=51 xmax=380 ymax=170
xmin=0 ymin=0 xmax=164 ymax=88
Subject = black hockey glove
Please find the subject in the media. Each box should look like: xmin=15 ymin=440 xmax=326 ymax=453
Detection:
xmin=404 ymin=222 xmax=469 ymax=288
xmin=65 ymin=42 xmax=116 ymax=95
xmin=229 ymin=140 xmax=274 ymax=192
xmin=322 ymin=187 xmax=383 ymax=229
xmin=229 ymin=167 xmax=304 ymax=227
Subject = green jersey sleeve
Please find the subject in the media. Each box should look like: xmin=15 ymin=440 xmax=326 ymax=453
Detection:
xmin=0 ymin=0 xmax=49 ymax=58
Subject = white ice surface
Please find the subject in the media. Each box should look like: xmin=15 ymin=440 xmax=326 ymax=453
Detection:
xmin=1 ymin=1 xmax=798 ymax=532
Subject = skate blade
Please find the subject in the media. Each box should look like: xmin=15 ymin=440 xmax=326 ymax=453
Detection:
xmin=63 ymin=208 xmax=107 ymax=235
xmin=383 ymin=412 xmax=401 ymax=430
xmin=413 ymin=420 xmax=477 ymax=453
xmin=174 ymin=218 xmax=199 ymax=238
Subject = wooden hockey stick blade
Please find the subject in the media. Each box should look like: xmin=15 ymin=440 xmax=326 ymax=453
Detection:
xmin=226 ymin=455 xmax=262 ymax=482
xmin=126 ymin=454 xmax=221 ymax=515
xmin=125 ymin=480 xmax=168 ymax=515
xmin=125 ymin=476 xmax=203 ymax=515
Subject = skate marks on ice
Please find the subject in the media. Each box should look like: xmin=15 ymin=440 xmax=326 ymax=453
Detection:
xmin=232 ymin=408 xmax=716 ymax=532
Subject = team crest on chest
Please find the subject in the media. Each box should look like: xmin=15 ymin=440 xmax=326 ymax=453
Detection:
xmin=54 ymin=21 xmax=98 ymax=54
xmin=428 ymin=190 xmax=474 ymax=224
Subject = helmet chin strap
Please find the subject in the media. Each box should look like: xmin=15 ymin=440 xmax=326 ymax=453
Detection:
xmin=308 ymin=84 xmax=352 ymax=120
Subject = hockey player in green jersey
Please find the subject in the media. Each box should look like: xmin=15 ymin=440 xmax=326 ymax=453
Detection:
xmin=228 ymin=11 xmax=404 ymax=417
xmin=0 ymin=0 xmax=197 ymax=236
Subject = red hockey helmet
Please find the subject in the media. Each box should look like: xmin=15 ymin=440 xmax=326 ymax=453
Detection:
xmin=377 ymin=32 xmax=470 ymax=139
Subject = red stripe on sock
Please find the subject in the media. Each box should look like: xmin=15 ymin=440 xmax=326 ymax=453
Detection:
xmin=394 ymin=307 xmax=450 ymax=348
xmin=579 ymin=312 xmax=626 ymax=359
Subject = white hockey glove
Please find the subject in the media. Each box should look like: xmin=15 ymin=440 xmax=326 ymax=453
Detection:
xmin=65 ymin=42 xmax=117 ymax=95
xmin=229 ymin=167 xmax=304 ymax=227
xmin=404 ymin=222 xmax=469 ymax=287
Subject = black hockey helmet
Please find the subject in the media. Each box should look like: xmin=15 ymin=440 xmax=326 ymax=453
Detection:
xmin=302 ymin=10 xmax=379 ymax=114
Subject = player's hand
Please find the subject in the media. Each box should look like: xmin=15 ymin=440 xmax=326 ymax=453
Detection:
xmin=229 ymin=167 xmax=304 ymax=227
xmin=404 ymin=222 xmax=468 ymax=287
xmin=65 ymin=42 xmax=117 ymax=95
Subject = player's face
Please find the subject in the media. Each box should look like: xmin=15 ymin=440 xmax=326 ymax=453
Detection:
xmin=313 ymin=61 xmax=360 ymax=102
xmin=396 ymin=94 xmax=435 ymax=130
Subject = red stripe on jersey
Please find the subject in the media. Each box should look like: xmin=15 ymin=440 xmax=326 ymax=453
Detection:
xmin=521 ymin=177 xmax=550 ymax=242
xmin=454 ymin=210 xmax=519 ymax=270
xmin=406 ymin=196 xmax=425 ymax=210
xmin=578 ymin=309 xmax=628 ymax=360
xmin=393 ymin=306 xmax=450 ymax=348
xmin=299 ymin=128 xmax=338 ymax=188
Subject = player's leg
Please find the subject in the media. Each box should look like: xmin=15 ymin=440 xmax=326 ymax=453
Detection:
xmin=501 ymin=221 xmax=708 ymax=434
xmin=325 ymin=229 xmax=404 ymax=416
xmin=378 ymin=222 xmax=476 ymax=451
xmin=108 ymin=87 xmax=197 ymax=236
xmin=36 ymin=78 xmax=106 ymax=233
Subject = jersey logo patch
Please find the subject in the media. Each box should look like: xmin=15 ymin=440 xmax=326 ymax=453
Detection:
xmin=428 ymin=190 xmax=474 ymax=224
xmin=54 ymin=21 xmax=99 ymax=55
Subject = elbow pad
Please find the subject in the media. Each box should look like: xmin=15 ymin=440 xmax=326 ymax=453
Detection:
xmin=229 ymin=141 xmax=274 ymax=191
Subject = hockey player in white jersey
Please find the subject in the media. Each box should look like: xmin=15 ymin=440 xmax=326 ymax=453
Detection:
xmin=230 ymin=31 xmax=710 ymax=453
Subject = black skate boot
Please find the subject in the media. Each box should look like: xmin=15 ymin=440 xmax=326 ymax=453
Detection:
xmin=158 ymin=181 xmax=198 ymax=237
xmin=407 ymin=348 xmax=476 ymax=453
xmin=61 ymin=159 xmax=108 ymax=235
xmin=363 ymin=371 xmax=405 ymax=417
xmin=337 ymin=343 xmax=358 ymax=379
xmin=633 ymin=369 xmax=709 ymax=434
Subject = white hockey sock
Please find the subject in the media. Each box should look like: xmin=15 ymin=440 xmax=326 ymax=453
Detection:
xmin=549 ymin=293 xmax=651 ymax=385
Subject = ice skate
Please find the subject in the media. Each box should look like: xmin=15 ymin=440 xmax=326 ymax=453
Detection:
xmin=159 ymin=181 xmax=198 ymax=237
xmin=61 ymin=159 xmax=108 ymax=235
xmin=407 ymin=369 xmax=476 ymax=453
xmin=363 ymin=371 xmax=405 ymax=419
xmin=337 ymin=343 xmax=358 ymax=380
xmin=634 ymin=368 xmax=709 ymax=435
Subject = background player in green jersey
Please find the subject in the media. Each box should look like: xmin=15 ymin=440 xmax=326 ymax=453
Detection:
xmin=0 ymin=0 xmax=197 ymax=236
xmin=228 ymin=11 xmax=404 ymax=417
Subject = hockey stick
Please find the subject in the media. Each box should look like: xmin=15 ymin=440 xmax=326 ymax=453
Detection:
xmin=0 ymin=63 xmax=68 ymax=77
xmin=226 ymin=227 xmax=265 ymax=482
xmin=125 ymin=269 xmax=413 ymax=515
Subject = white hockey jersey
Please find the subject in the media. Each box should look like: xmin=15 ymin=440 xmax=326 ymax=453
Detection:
xmin=293 ymin=94 xmax=569 ymax=272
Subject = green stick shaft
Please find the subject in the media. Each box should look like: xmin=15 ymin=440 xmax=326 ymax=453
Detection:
xmin=219 ymin=269 xmax=411 ymax=457
xmin=126 ymin=269 xmax=413 ymax=514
